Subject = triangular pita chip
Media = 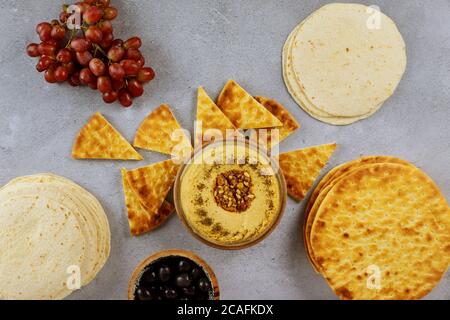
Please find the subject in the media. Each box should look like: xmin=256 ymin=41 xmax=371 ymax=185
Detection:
xmin=195 ymin=86 xmax=240 ymax=146
xmin=134 ymin=104 xmax=192 ymax=159
xmin=125 ymin=160 xmax=179 ymax=214
xmin=277 ymin=143 xmax=337 ymax=201
xmin=72 ymin=112 xmax=142 ymax=160
xmin=121 ymin=169 xmax=174 ymax=236
xmin=249 ymin=97 xmax=301 ymax=150
xmin=217 ymin=80 xmax=283 ymax=129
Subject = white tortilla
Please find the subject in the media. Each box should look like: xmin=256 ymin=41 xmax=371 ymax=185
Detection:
xmin=283 ymin=3 xmax=407 ymax=123
xmin=0 ymin=174 xmax=111 ymax=300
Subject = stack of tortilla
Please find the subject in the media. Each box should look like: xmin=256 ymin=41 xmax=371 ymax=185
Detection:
xmin=283 ymin=3 xmax=407 ymax=125
xmin=305 ymin=157 xmax=450 ymax=300
xmin=0 ymin=174 xmax=111 ymax=300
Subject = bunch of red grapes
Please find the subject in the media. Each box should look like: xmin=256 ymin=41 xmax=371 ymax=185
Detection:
xmin=26 ymin=0 xmax=155 ymax=107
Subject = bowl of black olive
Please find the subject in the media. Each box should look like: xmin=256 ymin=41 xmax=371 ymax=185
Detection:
xmin=128 ymin=249 xmax=220 ymax=300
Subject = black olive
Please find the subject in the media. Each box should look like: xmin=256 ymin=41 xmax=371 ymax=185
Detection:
xmin=158 ymin=265 xmax=171 ymax=282
xmin=182 ymin=286 xmax=196 ymax=297
xmin=191 ymin=268 xmax=202 ymax=280
xmin=198 ymin=278 xmax=211 ymax=292
xmin=176 ymin=273 xmax=192 ymax=288
xmin=142 ymin=270 xmax=157 ymax=284
xmin=164 ymin=288 xmax=178 ymax=299
xmin=135 ymin=288 xmax=153 ymax=301
xmin=178 ymin=260 xmax=191 ymax=272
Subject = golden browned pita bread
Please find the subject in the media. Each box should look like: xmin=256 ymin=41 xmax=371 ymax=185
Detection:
xmin=217 ymin=80 xmax=283 ymax=129
xmin=277 ymin=143 xmax=336 ymax=201
xmin=249 ymin=96 xmax=300 ymax=149
xmin=72 ymin=112 xmax=142 ymax=160
xmin=310 ymin=163 xmax=450 ymax=300
xmin=121 ymin=169 xmax=174 ymax=236
xmin=304 ymin=157 xmax=415 ymax=273
xmin=134 ymin=104 xmax=192 ymax=160
xmin=125 ymin=160 xmax=179 ymax=215
xmin=195 ymin=86 xmax=239 ymax=146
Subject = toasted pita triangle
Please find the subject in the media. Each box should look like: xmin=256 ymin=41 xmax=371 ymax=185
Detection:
xmin=217 ymin=80 xmax=283 ymax=129
xmin=249 ymin=97 xmax=301 ymax=150
xmin=121 ymin=169 xmax=174 ymax=236
xmin=277 ymin=143 xmax=337 ymax=201
xmin=125 ymin=160 xmax=179 ymax=214
xmin=195 ymin=86 xmax=239 ymax=146
xmin=134 ymin=104 xmax=192 ymax=159
xmin=72 ymin=112 xmax=142 ymax=160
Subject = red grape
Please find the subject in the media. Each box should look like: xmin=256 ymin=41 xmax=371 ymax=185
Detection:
xmin=89 ymin=58 xmax=106 ymax=76
xmin=59 ymin=12 xmax=70 ymax=23
xmin=27 ymin=43 xmax=40 ymax=57
xmin=97 ymin=0 xmax=111 ymax=7
xmin=51 ymin=25 xmax=66 ymax=40
xmin=85 ymin=25 xmax=103 ymax=43
xmin=120 ymin=59 xmax=140 ymax=76
xmin=137 ymin=67 xmax=155 ymax=83
xmin=119 ymin=89 xmax=133 ymax=107
xmin=136 ymin=56 xmax=145 ymax=68
xmin=56 ymin=48 xmax=72 ymax=64
xmin=71 ymin=38 xmax=89 ymax=52
xmin=55 ymin=65 xmax=69 ymax=82
xmin=103 ymin=91 xmax=118 ymax=103
xmin=79 ymin=68 xmax=95 ymax=85
xmin=64 ymin=61 xmax=76 ymax=74
xmin=97 ymin=76 xmax=112 ymax=93
xmin=44 ymin=66 xmax=57 ymax=83
xmin=99 ymin=32 xmax=114 ymax=49
xmin=36 ymin=56 xmax=54 ymax=72
xmin=125 ymin=48 xmax=142 ymax=61
xmin=127 ymin=79 xmax=144 ymax=97
xmin=98 ymin=20 xmax=113 ymax=35
xmin=36 ymin=22 xmax=51 ymax=34
xmin=75 ymin=1 xmax=90 ymax=14
xmin=39 ymin=30 xmax=53 ymax=42
xmin=69 ymin=72 xmax=81 ymax=87
xmin=111 ymin=39 xmax=123 ymax=48
xmin=124 ymin=37 xmax=142 ymax=50
xmin=76 ymin=50 xmax=93 ymax=66
xmin=38 ymin=42 xmax=57 ymax=56
xmin=108 ymin=63 xmax=125 ymax=80
xmin=107 ymin=46 xmax=125 ymax=62
xmin=43 ymin=39 xmax=59 ymax=48
xmin=103 ymin=7 xmax=118 ymax=20
xmin=83 ymin=6 xmax=103 ymax=24
xmin=112 ymin=78 xmax=125 ymax=90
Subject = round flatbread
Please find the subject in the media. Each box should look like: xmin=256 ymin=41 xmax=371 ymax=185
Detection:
xmin=310 ymin=163 xmax=450 ymax=300
xmin=304 ymin=157 xmax=414 ymax=272
xmin=0 ymin=195 xmax=85 ymax=299
xmin=283 ymin=18 xmax=384 ymax=125
xmin=0 ymin=174 xmax=111 ymax=300
xmin=283 ymin=3 xmax=407 ymax=123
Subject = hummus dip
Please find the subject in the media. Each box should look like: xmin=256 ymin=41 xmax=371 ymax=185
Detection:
xmin=178 ymin=141 xmax=283 ymax=247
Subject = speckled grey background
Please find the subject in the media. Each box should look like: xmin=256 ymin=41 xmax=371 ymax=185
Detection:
xmin=0 ymin=0 xmax=449 ymax=300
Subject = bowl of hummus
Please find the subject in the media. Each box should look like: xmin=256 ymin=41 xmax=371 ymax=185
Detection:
xmin=174 ymin=139 xmax=287 ymax=250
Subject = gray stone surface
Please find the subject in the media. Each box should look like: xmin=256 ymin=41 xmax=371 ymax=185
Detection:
xmin=0 ymin=0 xmax=449 ymax=300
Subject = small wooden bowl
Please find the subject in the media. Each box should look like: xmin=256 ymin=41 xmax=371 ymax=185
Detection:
xmin=128 ymin=249 xmax=220 ymax=300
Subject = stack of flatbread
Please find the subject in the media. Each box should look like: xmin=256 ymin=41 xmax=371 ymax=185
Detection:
xmin=305 ymin=156 xmax=450 ymax=300
xmin=0 ymin=174 xmax=110 ymax=300
xmin=283 ymin=3 xmax=407 ymax=125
